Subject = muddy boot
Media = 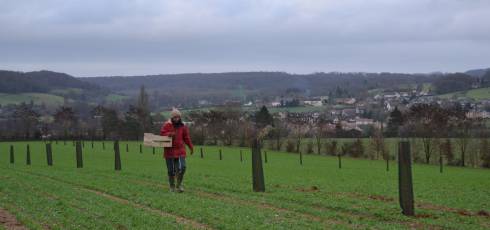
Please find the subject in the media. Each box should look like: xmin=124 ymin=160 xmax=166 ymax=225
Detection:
xmin=168 ymin=176 xmax=176 ymax=192
xmin=176 ymin=174 xmax=184 ymax=193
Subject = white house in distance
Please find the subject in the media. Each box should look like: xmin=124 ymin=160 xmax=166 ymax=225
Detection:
xmin=335 ymin=98 xmax=356 ymax=105
xmin=303 ymin=100 xmax=323 ymax=107
xmin=354 ymin=117 xmax=374 ymax=126
xmin=243 ymin=101 xmax=253 ymax=107
xmin=270 ymin=101 xmax=282 ymax=107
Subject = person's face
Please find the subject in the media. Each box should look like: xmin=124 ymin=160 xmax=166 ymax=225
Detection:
xmin=171 ymin=116 xmax=181 ymax=123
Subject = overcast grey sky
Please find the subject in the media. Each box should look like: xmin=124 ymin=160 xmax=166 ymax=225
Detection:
xmin=0 ymin=0 xmax=489 ymax=77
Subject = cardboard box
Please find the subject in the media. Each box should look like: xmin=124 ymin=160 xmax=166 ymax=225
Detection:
xmin=143 ymin=133 xmax=172 ymax=148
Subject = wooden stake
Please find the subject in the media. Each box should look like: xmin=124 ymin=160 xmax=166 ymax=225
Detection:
xmin=439 ymin=150 xmax=443 ymax=173
xmin=9 ymin=145 xmax=14 ymax=164
xmin=26 ymin=144 xmax=31 ymax=165
xmin=338 ymin=153 xmax=342 ymax=169
xmin=398 ymin=141 xmax=415 ymax=216
xmin=76 ymin=141 xmax=83 ymax=168
xmin=114 ymin=141 xmax=122 ymax=171
xmin=386 ymin=152 xmax=390 ymax=171
xmin=46 ymin=143 xmax=53 ymax=166
xmin=251 ymin=138 xmax=265 ymax=192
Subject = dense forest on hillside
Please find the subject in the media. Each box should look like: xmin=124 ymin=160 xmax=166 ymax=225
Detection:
xmin=1 ymin=69 xmax=488 ymax=108
xmin=0 ymin=70 xmax=108 ymax=101
xmin=83 ymin=72 xmax=434 ymax=95
xmin=81 ymin=72 xmax=438 ymax=107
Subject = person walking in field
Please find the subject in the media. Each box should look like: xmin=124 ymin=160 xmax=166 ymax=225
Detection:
xmin=160 ymin=108 xmax=194 ymax=192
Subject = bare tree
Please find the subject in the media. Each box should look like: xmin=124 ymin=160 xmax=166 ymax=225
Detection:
xmin=313 ymin=113 xmax=330 ymax=154
xmin=205 ymin=110 xmax=226 ymax=145
xmin=326 ymin=140 xmax=338 ymax=156
xmin=271 ymin=116 xmax=288 ymax=151
xmin=12 ymin=103 xmax=40 ymax=139
xmin=221 ymin=107 xmax=241 ymax=146
xmin=480 ymin=138 xmax=490 ymax=168
xmin=286 ymin=112 xmax=307 ymax=153
xmin=456 ymin=118 xmax=476 ymax=167
xmin=405 ymin=104 xmax=453 ymax=164
xmin=187 ymin=111 xmax=208 ymax=145
xmin=54 ymin=106 xmax=78 ymax=139
xmin=136 ymin=85 xmax=153 ymax=132
xmin=439 ymin=139 xmax=454 ymax=165
xmin=370 ymin=126 xmax=387 ymax=160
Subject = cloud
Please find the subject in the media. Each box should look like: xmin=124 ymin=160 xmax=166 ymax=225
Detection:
xmin=0 ymin=0 xmax=489 ymax=76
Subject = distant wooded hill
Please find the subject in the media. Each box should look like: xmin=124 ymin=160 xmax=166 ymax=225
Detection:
xmin=81 ymin=71 xmax=437 ymax=97
xmin=81 ymin=70 xmax=489 ymax=107
xmin=464 ymin=68 xmax=490 ymax=77
xmin=0 ymin=70 xmax=109 ymax=102
xmin=0 ymin=69 xmax=488 ymax=108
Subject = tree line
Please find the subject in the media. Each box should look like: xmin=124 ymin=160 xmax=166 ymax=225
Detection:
xmin=184 ymin=104 xmax=489 ymax=168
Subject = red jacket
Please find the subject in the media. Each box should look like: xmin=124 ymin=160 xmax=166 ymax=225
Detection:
xmin=160 ymin=120 xmax=193 ymax=159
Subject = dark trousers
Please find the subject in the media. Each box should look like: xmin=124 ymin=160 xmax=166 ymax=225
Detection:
xmin=166 ymin=156 xmax=186 ymax=177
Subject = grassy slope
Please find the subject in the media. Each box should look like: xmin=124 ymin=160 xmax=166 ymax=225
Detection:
xmin=438 ymin=87 xmax=490 ymax=101
xmin=105 ymin=94 xmax=129 ymax=102
xmin=0 ymin=93 xmax=64 ymax=107
xmin=49 ymin=88 xmax=83 ymax=96
xmin=0 ymin=141 xmax=489 ymax=229
xmin=0 ymin=92 xmax=130 ymax=108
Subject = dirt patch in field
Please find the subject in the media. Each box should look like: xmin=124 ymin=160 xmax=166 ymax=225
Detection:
xmin=296 ymin=186 xmax=320 ymax=193
xmin=0 ymin=208 xmax=28 ymax=230
xmin=416 ymin=203 xmax=489 ymax=218
xmin=477 ymin=210 xmax=489 ymax=217
xmin=368 ymin=195 xmax=394 ymax=202
xmin=454 ymin=209 xmax=490 ymax=218
xmin=344 ymin=192 xmax=488 ymax=220
xmin=414 ymin=213 xmax=437 ymax=219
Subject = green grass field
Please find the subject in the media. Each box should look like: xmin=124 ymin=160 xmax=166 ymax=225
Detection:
xmin=49 ymin=88 xmax=84 ymax=96
xmin=105 ymin=94 xmax=130 ymax=103
xmin=438 ymin=87 xmax=490 ymax=101
xmin=0 ymin=141 xmax=489 ymax=229
xmin=0 ymin=93 xmax=64 ymax=107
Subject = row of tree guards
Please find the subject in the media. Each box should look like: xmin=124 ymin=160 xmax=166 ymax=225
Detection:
xmin=35 ymin=140 xmax=445 ymax=174
xmin=8 ymin=146 xmax=360 ymax=169
xmin=6 ymin=140 xmax=415 ymax=216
